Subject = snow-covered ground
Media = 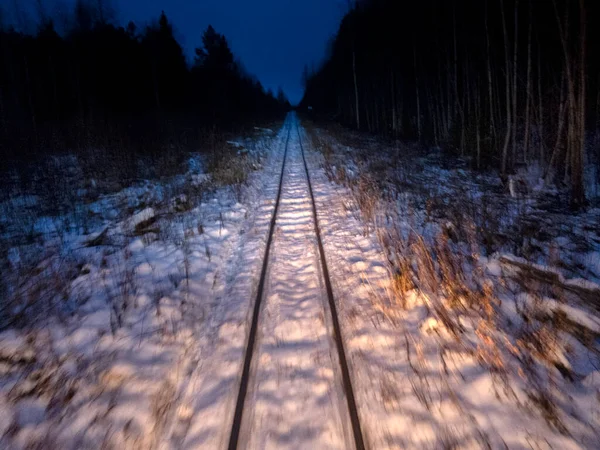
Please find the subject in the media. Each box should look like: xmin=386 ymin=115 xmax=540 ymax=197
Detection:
xmin=303 ymin=123 xmax=600 ymax=448
xmin=162 ymin=119 xmax=289 ymax=449
xmin=2 ymin=112 xmax=599 ymax=449
xmin=0 ymin=124 xmax=283 ymax=449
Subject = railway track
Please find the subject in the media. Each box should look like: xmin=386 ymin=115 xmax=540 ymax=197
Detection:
xmin=227 ymin=113 xmax=365 ymax=450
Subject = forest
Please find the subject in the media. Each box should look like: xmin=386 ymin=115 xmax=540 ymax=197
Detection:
xmin=301 ymin=0 xmax=600 ymax=208
xmin=1 ymin=1 xmax=600 ymax=448
xmin=0 ymin=0 xmax=289 ymax=173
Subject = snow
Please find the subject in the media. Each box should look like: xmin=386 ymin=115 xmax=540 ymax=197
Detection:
xmin=241 ymin=122 xmax=350 ymax=449
xmin=155 ymin=119 xmax=292 ymax=449
xmin=0 ymin=120 xmax=281 ymax=448
xmin=302 ymin=123 xmax=600 ymax=448
xmin=254 ymin=127 xmax=274 ymax=134
xmin=1 ymin=113 xmax=599 ymax=448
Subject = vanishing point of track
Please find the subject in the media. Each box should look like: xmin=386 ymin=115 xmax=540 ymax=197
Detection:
xmin=227 ymin=116 xmax=365 ymax=450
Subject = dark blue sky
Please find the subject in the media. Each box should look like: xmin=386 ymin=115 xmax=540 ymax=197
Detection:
xmin=4 ymin=0 xmax=346 ymax=103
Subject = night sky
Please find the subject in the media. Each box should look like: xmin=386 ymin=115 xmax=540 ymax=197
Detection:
xmin=4 ymin=0 xmax=346 ymax=104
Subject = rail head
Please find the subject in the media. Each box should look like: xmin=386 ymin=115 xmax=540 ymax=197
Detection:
xmin=295 ymin=121 xmax=366 ymax=450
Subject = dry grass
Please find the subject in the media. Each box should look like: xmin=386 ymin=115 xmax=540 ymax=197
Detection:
xmin=305 ymin=121 xmax=600 ymax=435
xmin=150 ymin=380 xmax=177 ymax=445
xmin=0 ymin=124 xmax=278 ymax=332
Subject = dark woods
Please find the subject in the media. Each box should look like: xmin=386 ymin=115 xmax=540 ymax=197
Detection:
xmin=0 ymin=1 xmax=289 ymax=174
xmin=301 ymin=0 xmax=600 ymax=208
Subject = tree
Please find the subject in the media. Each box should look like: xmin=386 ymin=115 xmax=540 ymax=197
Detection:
xmin=74 ymin=0 xmax=93 ymax=32
xmin=142 ymin=11 xmax=187 ymax=111
xmin=0 ymin=4 xmax=288 ymax=168
xmin=276 ymin=87 xmax=289 ymax=107
xmin=301 ymin=0 xmax=600 ymax=207
xmin=195 ymin=25 xmax=234 ymax=71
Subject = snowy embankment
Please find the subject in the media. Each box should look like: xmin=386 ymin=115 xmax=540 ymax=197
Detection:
xmin=0 ymin=125 xmax=282 ymax=449
xmin=302 ymin=124 xmax=600 ymax=449
xmin=164 ymin=119 xmax=290 ymax=449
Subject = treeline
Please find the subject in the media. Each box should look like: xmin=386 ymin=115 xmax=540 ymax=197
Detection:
xmin=301 ymin=0 xmax=600 ymax=208
xmin=0 ymin=0 xmax=289 ymax=168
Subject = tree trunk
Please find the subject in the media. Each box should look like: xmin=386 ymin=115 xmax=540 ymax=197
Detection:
xmin=537 ymin=35 xmax=545 ymax=166
xmin=413 ymin=45 xmax=422 ymax=142
xmin=353 ymin=49 xmax=360 ymax=129
xmin=524 ymin=1 xmax=532 ymax=164
xmin=391 ymin=69 xmax=397 ymax=136
xmin=500 ymin=0 xmax=512 ymax=176
xmin=476 ymin=83 xmax=482 ymax=169
xmin=485 ymin=0 xmax=496 ymax=141
xmin=512 ymin=0 xmax=519 ymax=167
xmin=553 ymin=0 xmax=586 ymax=207
xmin=573 ymin=0 xmax=586 ymax=207
xmin=546 ymin=73 xmax=567 ymax=183
xmin=23 ymin=55 xmax=38 ymax=145
xmin=0 ymin=85 xmax=6 ymax=137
